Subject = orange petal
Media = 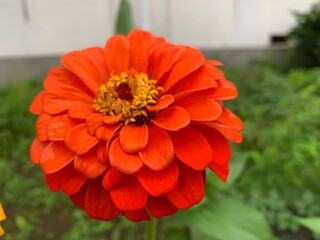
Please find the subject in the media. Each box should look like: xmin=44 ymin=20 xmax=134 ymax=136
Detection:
xmin=206 ymin=60 xmax=223 ymax=67
xmin=137 ymin=160 xmax=179 ymax=196
xmin=169 ymin=65 xmax=220 ymax=100
xmin=195 ymin=124 xmax=231 ymax=166
xmin=175 ymin=95 xmax=222 ymax=121
xmin=103 ymin=113 xmax=123 ymax=125
xmin=146 ymin=94 xmax=174 ymax=112
xmin=86 ymin=113 xmax=104 ymax=135
xmin=200 ymin=122 xmax=243 ymax=143
xmin=217 ymin=108 xmax=244 ymax=131
xmin=30 ymin=138 xmax=48 ymax=164
xmin=29 ymin=91 xmax=44 ymax=114
xmin=47 ymin=114 xmax=72 ymax=141
xmin=151 ymin=106 xmax=190 ymax=131
xmin=104 ymin=35 xmax=129 ymax=75
xmin=109 ymin=138 xmax=143 ymax=174
xmin=102 ymin=168 xmax=123 ymax=191
xmin=36 ymin=114 xmax=53 ymax=141
xmin=43 ymin=67 xmax=93 ymax=97
xmin=96 ymin=142 xmax=109 ymax=165
xmin=68 ymin=103 xmax=94 ymax=119
xmin=160 ymin=46 xmax=205 ymax=92
xmin=147 ymin=196 xmax=178 ymax=218
xmin=85 ymin=179 xmax=120 ymax=220
xmin=123 ymin=208 xmax=150 ymax=222
xmin=128 ymin=29 xmax=154 ymax=72
xmin=95 ymin=124 xmax=121 ymax=141
xmin=119 ymin=124 xmax=148 ymax=153
xmin=74 ymin=149 xmax=107 ymax=179
xmin=139 ymin=124 xmax=174 ymax=170
xmin=43 ymin=87 xmax=92 ymax=115
xmin=167 ymin=163 xmax=204 ymax=209
xmin=148 ymin=42 xmax=179 ymax=81
xmin=45 ymin=162 xmax=86 ymax=195
xmin=40 ymin=141 xmax=74 ymax=174
xmin=208 ymin=79 xmax=238 ymax=100
xmin=70 ymin=183 xmax=87 ymax=210
xmin=209 ymin=162 xmax=229 ymax=182
xmin=61 ymin=48 xmax=108 ymax=94
xmin=65 ymin=123 xmax=99 ymax=155
xmin=110 ymin=175 xmax=148 ymax=211
xmin=169 ymin=127 xmax=212 ymax=170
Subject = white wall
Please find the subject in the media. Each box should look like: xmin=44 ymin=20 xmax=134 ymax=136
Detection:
xmin=0 ymin=0 xmax=319 ymax=57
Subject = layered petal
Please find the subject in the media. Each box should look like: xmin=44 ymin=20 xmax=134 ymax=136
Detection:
xmin=61 ymin=48 xmax=108 ymax=94
xmin=160 ymin=46 xmax=205 ymax=92
xmin=209 ymin=162 xmax=229 ymax=182
xmin=139 ymin=124 xmax=174 ymax=170
xmin=195 ymin=124 xmax=231 ymax=166
xmin=30 ymin=138 xmax=48 ymax=164
xmin=169 ymin=127 xmax=212 ymax=170
xmin=151 ymin=106 xmax=190 ymax=131
xmin=47 ymin=114 xmax=73 ymax=141
xmin=104 ymin=35 xmax=129 ymax=75
xmin=217 ymin=108 xmax=244 ymax=131
xmin=128 ymin=29 xmax=154 ymax=72
xmin=29 ymin=91 xmax=44 ymax=114
xmin=45 ymin=162 xmax=86 ymax=195
xmin=167 ymin=163 xmax=205 ymax=209
xmin=123 ymin=208 xmax=150 ymax=222
xmin=43 ymin=66 xmax=93 ymax=96
xmin=40 ymin=141 xmax=74 ymax=174
xmin=74 ymin=149 xmax=107 ymax=179
xmin=43 ymin=87 xmax=92 ymax=115
xmin=102 ymin=168 xmax=123 ymax=191
xmin=85 ymin=180 xmax=120 ymax=220
xmin=137 ymin=160 xmax=179 ymax=196
xmin=36 ymin=114 xmax=53 ymax=141
xmin=146 ymin=94 xmax=174 ymax=112
xmin=174 ymin=94 xmax=222 ymax=121
xmin=65 ymin=123 xmax=99 ymax=155
xmin=199 ymin=122 xmax=243 ymax=143
xmin=109 ymin=138 xmax=143 ymax=174
xmin=169 ymin=65 xmax=220 ymax=100
xmin=119 ymin=124 xmax=148 ymax=153
xmin=147 ymin=196 xmax=178 ymax=218
xmin=110 ymin=175 xmax=148 ymax=211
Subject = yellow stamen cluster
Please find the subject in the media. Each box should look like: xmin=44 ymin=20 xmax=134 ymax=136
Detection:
xmin=93 ymin=72 xmax=163 ymax=125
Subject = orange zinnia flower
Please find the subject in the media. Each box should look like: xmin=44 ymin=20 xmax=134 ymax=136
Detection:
xmin=30 ymin=29 xmax=243 ymax=221
xmin=0 ymin=203 xmax=6 ymax=236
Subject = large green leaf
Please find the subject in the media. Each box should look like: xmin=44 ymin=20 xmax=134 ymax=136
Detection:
xmin=295 ymin=217 xmax=320 ymax=234
xmin=172 ymin=197 xmax=275 ymax=240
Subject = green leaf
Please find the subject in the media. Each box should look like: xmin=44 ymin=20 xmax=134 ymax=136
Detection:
xmin=172 ymin=197 xmax=275 ymax=240
xmin=165 ymin=228 xmax=192 ymax=240
xmin=295 ymin=217 xmax=320 ymax=234
xmin=115 ymin=0 xmax=134 ymax=35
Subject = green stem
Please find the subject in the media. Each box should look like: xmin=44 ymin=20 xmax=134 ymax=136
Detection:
xmin=146 ymin=216 xmax=156 ymax=240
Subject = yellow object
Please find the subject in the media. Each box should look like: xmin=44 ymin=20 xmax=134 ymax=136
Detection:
xmin=0 ymin=203 xmax=6 ymax=237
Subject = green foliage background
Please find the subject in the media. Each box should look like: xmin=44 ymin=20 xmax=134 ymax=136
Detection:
xmin=1 ymin=64 xmax=320 ymax=239
xmin=289 ymin=3 xmax=320 ymax=67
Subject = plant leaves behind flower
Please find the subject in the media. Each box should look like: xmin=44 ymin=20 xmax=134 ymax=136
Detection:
xmin=29 ymin=29 xmax=243 ymax=221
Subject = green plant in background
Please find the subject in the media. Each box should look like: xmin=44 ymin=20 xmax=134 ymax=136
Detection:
xmin=115 ymin=0 xmax=134 ymax=35
xmin=223 ymin=66 xmax=320 ymax=239
xmin=289 ymin=3 xmax=320 ymax=68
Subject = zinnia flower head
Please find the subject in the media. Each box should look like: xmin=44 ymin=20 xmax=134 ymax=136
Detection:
xmin=30 ymin=29 xmax=243 ymax=221
xmin=0 ymin=203 xmax=6 ymax=236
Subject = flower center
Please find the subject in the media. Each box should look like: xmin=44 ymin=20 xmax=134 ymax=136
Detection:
xmin=93 ymin=71 xmax=163 ymax=125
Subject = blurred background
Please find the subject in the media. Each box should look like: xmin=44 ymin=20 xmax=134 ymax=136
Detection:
xmin=1 ymin=0 xmax=320 ymax=239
